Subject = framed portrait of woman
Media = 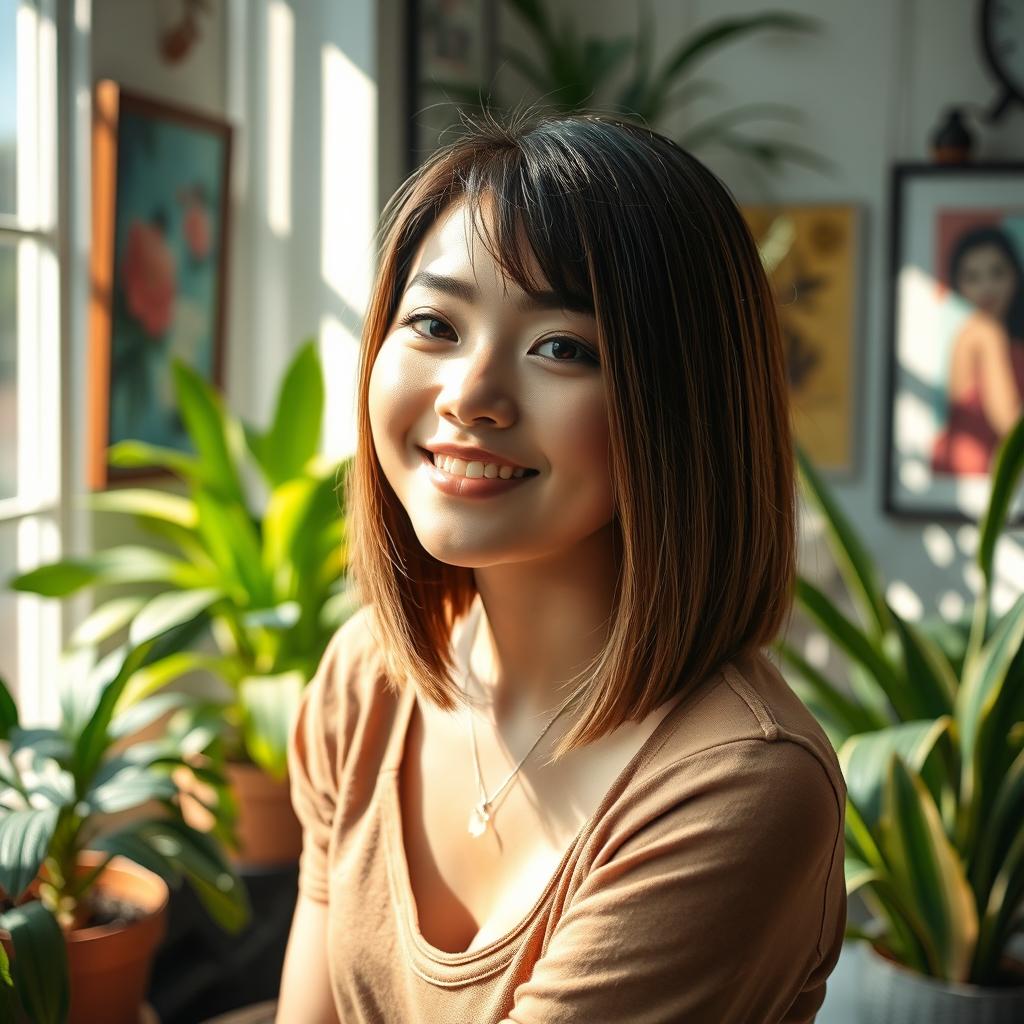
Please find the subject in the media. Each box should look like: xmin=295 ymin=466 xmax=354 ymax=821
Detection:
xmin=883 ymin=162 xmax=1024 ymax=524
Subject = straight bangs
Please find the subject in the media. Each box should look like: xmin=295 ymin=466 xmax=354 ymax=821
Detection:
xmin=348 ymin=111 xmax=796 ymax=762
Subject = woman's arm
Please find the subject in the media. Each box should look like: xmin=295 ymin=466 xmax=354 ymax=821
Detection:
xmin=276 ymin=894 xmax=340 ymax=1024
xmin=960 ymin=314 xmax=1023 ymax=435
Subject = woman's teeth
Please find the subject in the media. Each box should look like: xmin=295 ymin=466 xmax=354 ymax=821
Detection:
xmin=432 ymin=453 xmax=528 ymax=479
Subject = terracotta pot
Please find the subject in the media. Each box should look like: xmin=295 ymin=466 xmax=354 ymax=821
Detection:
xmin=177 ymin=758 xmax=302 ymax=867
xmin=857 ymin=940 xmax=1024 ymax=1023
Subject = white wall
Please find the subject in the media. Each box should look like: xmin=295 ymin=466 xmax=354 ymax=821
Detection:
xmin=495 ymin=0 xmax=1024 ymax=645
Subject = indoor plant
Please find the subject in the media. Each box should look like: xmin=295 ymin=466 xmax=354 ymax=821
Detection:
xmin=776 ymin=416 xmax=1024 ymax=1020
xmin=0 ymin=620 xmax=250 ymax=1024
xmin=9 ymin=339 xmax=356 ymax=865
xmin=429 ymin=0 xmax=830 ymax=176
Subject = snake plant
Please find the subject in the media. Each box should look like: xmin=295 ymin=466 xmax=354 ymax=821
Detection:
xmin=776 ymin=415 xmax=1024 ymax=986
xmin=8 ymin=339 xmax=356 ymax=784
xmin=423 ymin=0 xmax=830 ymax=175
xmin=0 ymin=617 xmax=250 ymax=1024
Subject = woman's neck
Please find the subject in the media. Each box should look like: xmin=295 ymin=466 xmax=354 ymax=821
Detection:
xmin=465 ymin=521 xmax=620 ymax=727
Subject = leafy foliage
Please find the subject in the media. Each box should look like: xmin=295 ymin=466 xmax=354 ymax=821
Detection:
xmin=0 ymin=618 xmax=250 ymax=1024
xmin=10 ymin=340 xmax=357 ymax=782
xmin=778 ymin=416 xmax=1024 ymax=985
xmin=420 ymin=0 xmax=831 ymax=176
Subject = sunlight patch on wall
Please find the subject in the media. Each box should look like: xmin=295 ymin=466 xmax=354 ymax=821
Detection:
xmin=321 ymin=42 xmax=377 ymax=313
xmin=267 ymin=0 xmax=294 ymax=237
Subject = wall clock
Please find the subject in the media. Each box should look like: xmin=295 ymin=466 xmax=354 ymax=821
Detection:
xmin=980 ymin=0 xmax=1024 ymax=118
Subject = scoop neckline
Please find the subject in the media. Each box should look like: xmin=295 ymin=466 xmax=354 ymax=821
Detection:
xmin=380 ymin=601 xmax=703 ymax=979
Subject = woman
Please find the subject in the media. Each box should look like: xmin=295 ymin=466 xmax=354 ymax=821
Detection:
xmin=931 ymin=225 xmax=1024 ymax=476
xmin=277 ymin=112 xmax=846 ymax=1023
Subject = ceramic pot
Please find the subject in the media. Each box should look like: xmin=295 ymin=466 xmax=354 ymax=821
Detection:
xmin=857 ymin=940 xmax=1024 ymax=1023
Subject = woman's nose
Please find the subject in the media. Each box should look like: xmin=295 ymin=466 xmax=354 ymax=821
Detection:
xmin=434 ymin=344 xmax=516 ymax=428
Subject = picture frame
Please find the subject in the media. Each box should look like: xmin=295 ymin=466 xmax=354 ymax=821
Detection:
xmin=883 ymin=162 xmax=1024 ymax=524
xmin=87 ymin=80 xmax=233 ymax=491
xmin=405 ymin=0 xmax=498 ymax=173
xmin=742 ymin=203 xmax=863 ymax=476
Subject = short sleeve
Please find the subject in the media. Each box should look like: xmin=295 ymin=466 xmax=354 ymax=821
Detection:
xmin=502 ymin=738 xmax=847 ymax=1024
xmin=286 ymin=619 xmax=354 ymax=904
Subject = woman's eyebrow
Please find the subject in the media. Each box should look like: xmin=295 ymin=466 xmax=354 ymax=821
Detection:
xmin=405 ymin=270 xmax=594 ymax=316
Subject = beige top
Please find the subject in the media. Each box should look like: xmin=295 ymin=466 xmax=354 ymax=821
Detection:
xmin=287 ymin=604 xmax=848 ymax=1023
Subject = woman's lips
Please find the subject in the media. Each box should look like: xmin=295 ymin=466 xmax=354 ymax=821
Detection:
xmin=417 ymin=448 xmax=537 ymax=499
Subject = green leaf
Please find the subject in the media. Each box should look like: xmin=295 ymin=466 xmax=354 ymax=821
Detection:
xmin=123 ymin=818 xmax=250 ymax=933
xmin=238 ymin=671 xmax=306 ymax=781
xmin=839 ymin=720 xmax=955 ymax=834
xmin=651 ymin=11 xmax=818 ymax=97
xmin=878 ymin=754 xmax=977 ymax=981
xmin=0 ymin=899 xmax=69 ymax=1024
xmin=775 ymin=639 xmax=886 ymax=734
xmin=795 ymin=578 xmax=909 ymax=717
xmin=113 ymin=651 xmax=239 ymax=713
xmin=0 ymin=678 xmax=18 ymax=742
xmin=83 ymin=488 xmax=198 ymax=529
xmin=955 ymin=593 xmax=1024 ymax=851
xmin=0 ymin=939 xmax=16 ymax=1022
xmin=795 ymin=446 xmax=892 ymax=638
xmin=107 ymin=439 xmax=199 ymax=478
xmin=9 ymin=546 xmax=207 ymax=597
xmin=69 ymin=596 xmax=148 ymax=647
xmin=976 ymin=414 xmax=1024 ymax=598
xmin=170 ymin=359 xmax=247 ymax=507
xmin=89 ymin=827 xmax=183 ymax=888
xmin=193 ymin=489 xmax=270 ymax=607
xmin=260 ymin=340 xmax=324 ymax=487
xmin=887 ymin=610 xmax=958 ymax=718
xmin=72 ymin=639 xmax=160 ymax=789
xmin=108 ymin=691 xmax=196 ymax=742
xmin=0 ymin=808 xmax=59 ymax=903
xmin=81 ymin=765 xmax=178 ymax=815
xmin=129 ymin=588 xmax=222 ymax=649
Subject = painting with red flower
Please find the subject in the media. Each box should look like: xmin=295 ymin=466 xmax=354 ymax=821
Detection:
xmin=88 ymin=81 xmax=232 ymax=489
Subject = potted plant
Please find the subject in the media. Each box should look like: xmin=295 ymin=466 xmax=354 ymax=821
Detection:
xmin=775 ymin=416 xmax=1024 ymax=1021
xmin=428 ymin=0 xmax=831 ymax=176
xmin=0 ymin=619 xmax=250 ymax=1024
xmin=9 ymin=339 xmax=357 ymax=866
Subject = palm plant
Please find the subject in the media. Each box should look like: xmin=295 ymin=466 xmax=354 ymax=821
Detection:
xmin=8 ymin=340 xmax=356 ymax=788
xmin=776 ymin=416 xmax=1024 ymax=986
xmin=424 ymin=0 xmax=830 ymax=175
xmin=0 ymin=618 xmax=250 ymax=1024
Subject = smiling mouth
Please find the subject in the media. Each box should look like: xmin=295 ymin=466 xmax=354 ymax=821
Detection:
xmin=417 ymin=447 xmax=540 ymax=479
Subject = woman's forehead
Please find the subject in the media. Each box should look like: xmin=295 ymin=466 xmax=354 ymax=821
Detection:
xmin=404 ymin=198 xmax=551 ymax=297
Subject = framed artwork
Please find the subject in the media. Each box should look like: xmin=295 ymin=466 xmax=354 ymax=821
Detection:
xmin=88 ymin=80 xmax=233 ymax=490
xmin=884 ymin=163 xmax=1024 ymax=524
xmin=406 ymin=0 xmax=498 ymax=172
xmin=742 ymin=204 xmax=862 ymax=475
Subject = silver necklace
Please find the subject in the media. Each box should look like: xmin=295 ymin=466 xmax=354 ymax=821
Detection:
xmin=459 ymin=603 xmax=570 ymax=838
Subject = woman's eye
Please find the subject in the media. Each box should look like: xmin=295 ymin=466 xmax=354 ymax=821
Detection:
xmin=533 ymin=337 xmax=599 ymax=365
xmin=405 ymin=316 xmax=457 ymax=341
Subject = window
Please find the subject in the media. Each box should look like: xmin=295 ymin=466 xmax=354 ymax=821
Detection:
xmin=0 ymin=0 xmax=64 ymax=727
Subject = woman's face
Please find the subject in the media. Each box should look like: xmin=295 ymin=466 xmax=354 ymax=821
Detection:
xmin=955 ymin=243 xmax=1018 ymax=321
xmin=368 ymin=199 xmax=614 ymax=569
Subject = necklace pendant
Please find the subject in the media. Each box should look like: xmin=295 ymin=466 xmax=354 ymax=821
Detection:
xmin=468 ymin=801 xmax=491 ymax=837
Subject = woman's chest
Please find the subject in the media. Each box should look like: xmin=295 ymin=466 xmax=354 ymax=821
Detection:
xmin=397 ymin=697 xmax=676 ymax=955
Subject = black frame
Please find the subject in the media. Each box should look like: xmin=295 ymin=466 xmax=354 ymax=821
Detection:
xmin=882 ymin=161 xmax=1024 ymax=525
xmin=405 ymin=0 xmax=499 ymax=175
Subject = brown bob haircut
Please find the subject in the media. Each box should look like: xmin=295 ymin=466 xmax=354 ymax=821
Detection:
xmin=348 ymin=110 xmax=795 ymax=762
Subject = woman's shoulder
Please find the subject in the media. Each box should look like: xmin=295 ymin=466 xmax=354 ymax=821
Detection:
xmin=639 ymin=648 xmax=846 ymax=809
xmin=290 ymin=605 xmax=397 ymax=765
